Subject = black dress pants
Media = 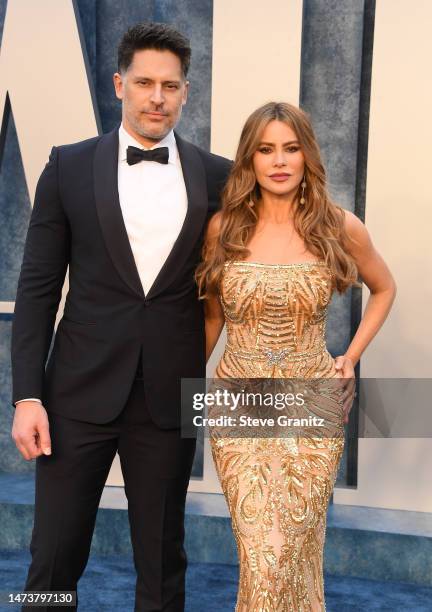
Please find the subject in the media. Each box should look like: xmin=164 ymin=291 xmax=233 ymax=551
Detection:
xmin=22 ymin=376 xmax=196 ymax=612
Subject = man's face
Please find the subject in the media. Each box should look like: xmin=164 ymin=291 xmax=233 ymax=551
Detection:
xmin=113 ymin=48 xmax=189 ymax=145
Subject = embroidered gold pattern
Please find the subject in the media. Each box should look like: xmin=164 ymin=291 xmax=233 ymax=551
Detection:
xmin=211 ymin=262 xmax=345 ymax=611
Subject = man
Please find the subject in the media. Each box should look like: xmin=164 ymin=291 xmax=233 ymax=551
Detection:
xmin=11 ymin=22 xmax=231 ymax=612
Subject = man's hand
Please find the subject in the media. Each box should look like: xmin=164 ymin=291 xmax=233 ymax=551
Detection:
xmin=11 ymin=402 xmax=52 ymax=460
xmin=334 ymin=355 xmax=357 ymax=425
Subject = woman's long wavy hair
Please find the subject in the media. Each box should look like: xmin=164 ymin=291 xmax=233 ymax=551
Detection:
xmin=196 ymin=102 xmax=360 ymax=297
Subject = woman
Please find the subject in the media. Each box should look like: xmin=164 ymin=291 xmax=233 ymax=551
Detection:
xmin=196 ymin=102 xmax=396 ymax=611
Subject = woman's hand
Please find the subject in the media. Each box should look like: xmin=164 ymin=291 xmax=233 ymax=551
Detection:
xmin=334 ymin=355 xmax=356 ymax=424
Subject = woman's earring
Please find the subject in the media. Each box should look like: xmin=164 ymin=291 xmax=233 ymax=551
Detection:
xmin=300 ymin=177 xmax=306 ymax=206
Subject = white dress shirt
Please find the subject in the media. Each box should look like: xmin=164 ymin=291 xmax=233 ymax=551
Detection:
xmin=118 ymin=123 xmax=187 ymax=295
xmin=16 ymin=124 xmax=188 ymax=406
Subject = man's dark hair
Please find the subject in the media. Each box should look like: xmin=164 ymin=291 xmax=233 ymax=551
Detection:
xmin=118 ymin=22 xmax=191 ymax=78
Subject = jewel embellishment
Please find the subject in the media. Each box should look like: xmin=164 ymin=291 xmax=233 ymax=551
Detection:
xmin=264 ymin=348 xmax=291 ymax=366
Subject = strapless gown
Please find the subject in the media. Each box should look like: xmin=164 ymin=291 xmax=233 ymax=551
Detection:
xmin=210 ymin=261 xmax=345 ymax=612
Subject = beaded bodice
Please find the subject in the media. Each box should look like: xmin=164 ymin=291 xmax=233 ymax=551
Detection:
xmin=216 ymin=261 xmax=337 ymax=378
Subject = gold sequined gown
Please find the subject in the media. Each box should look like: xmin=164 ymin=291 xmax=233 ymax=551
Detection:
xmin=210 ymin=261 xmax=345 ymax=612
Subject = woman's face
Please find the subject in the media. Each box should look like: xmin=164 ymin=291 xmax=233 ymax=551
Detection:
xmin=252 ymin=120 xmax=305 ymax=200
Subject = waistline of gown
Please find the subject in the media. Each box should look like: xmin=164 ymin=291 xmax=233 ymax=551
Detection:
xmin=224 ymin=340 xmax=327 ymax=367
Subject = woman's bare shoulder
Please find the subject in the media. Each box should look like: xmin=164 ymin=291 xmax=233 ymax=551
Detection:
xmin=334 ymin=207 xmax=367 ymax=241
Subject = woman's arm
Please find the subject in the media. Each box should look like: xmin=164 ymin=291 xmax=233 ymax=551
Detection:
xmin=201 ymin=211 xmax=226 ymax=362
xmin=204 ymin=293 xmax=225 ymax=363
xmin=342 ymin=210 xmax=397 ymax=367
xmin=333 ymin=210 xmax=397 ymax=423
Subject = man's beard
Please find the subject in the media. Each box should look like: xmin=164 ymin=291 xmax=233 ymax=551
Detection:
xmin=130 ymin=112 xmax=175 ymax=143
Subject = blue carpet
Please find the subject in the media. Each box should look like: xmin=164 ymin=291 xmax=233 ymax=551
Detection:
xmin=1 ymin=549 xmax=432 ymax=611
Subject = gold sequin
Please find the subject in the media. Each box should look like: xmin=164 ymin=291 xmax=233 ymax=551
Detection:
xmin=210 ymin=262 xmax=344 ymax=612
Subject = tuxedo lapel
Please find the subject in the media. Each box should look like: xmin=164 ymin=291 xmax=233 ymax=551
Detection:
xmin=93 ymin=128 xmax=145 ymax=299
xmin=146 ymin=133 xmax=209 ymax=300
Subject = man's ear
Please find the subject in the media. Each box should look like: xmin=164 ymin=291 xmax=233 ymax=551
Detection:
xmin=113 ymin=72 xmax=124 ymax=100
xmin=182 ymin=80 xmax=190 ymax=105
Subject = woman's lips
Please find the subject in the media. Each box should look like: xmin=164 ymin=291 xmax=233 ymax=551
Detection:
xmin=269 ymin=174 xmax=291 ymax=182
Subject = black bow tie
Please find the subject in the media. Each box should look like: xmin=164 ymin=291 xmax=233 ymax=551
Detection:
xmin=126 ymin=145 xmax=169 ymax=166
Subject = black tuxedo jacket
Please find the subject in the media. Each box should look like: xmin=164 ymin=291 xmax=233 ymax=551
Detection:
xmin=11 ymin=127 xmax=231 ymax=427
